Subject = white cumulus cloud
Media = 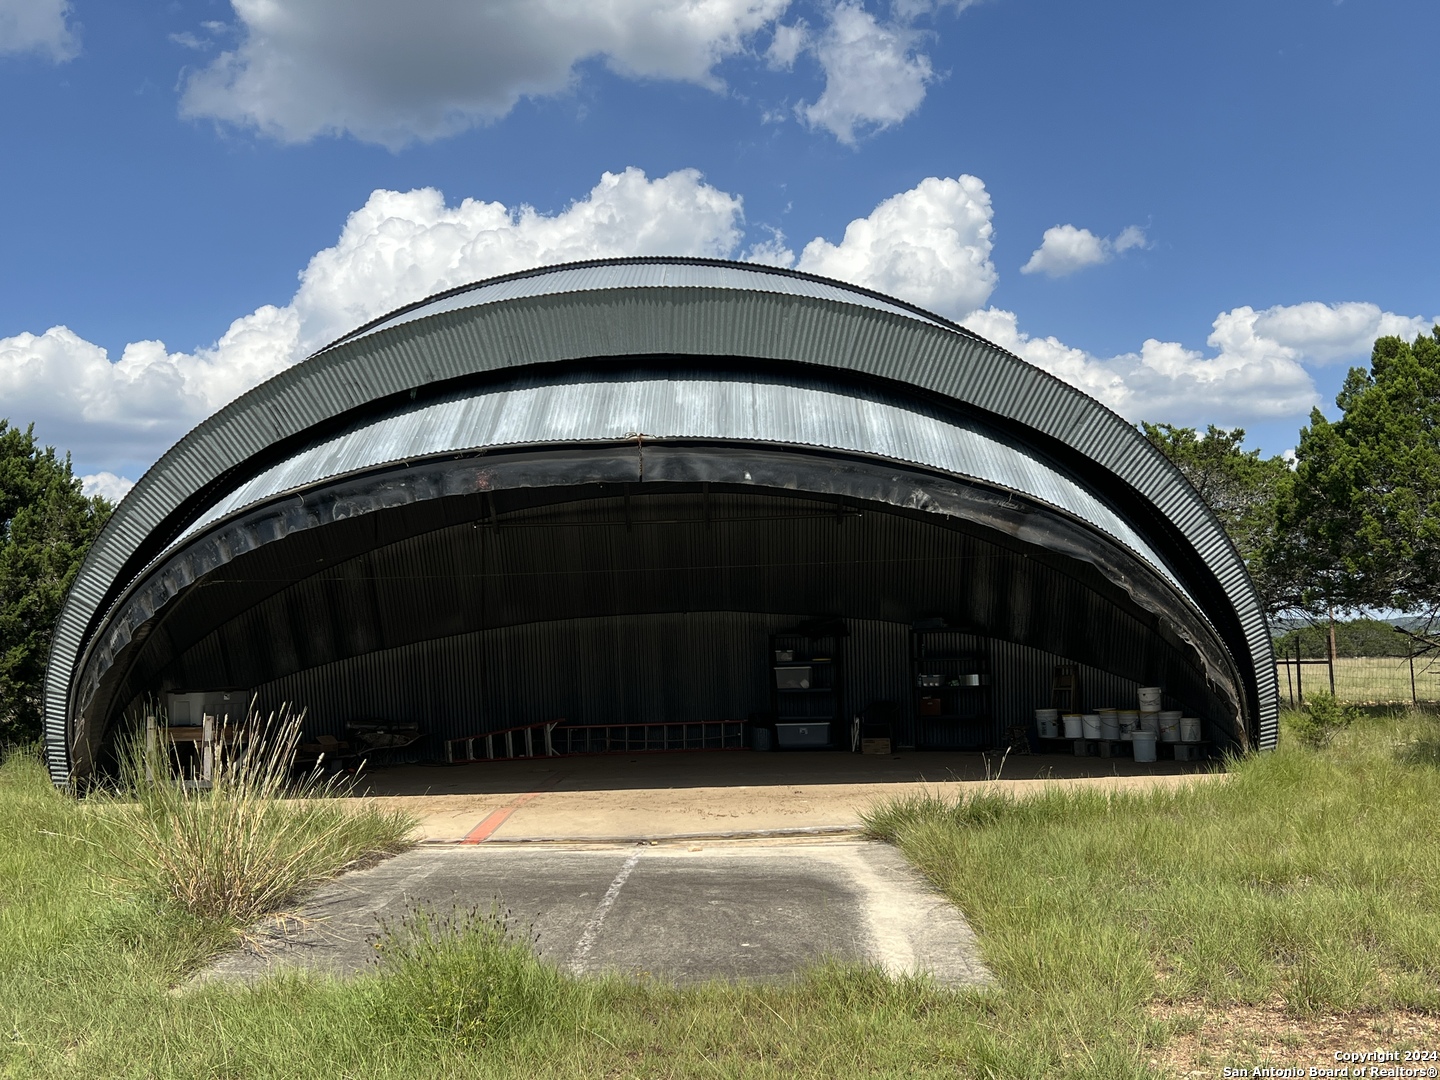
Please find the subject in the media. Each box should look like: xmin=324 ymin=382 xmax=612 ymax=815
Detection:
xmin=963 ymin=306 xmax=1319 ymax=423
xmin=0 ymin=168 xmax=746 ymax=479
xmin=1021 ymin=223 xmax=1148 ymax=277
xmin=797 ymin=2 xmax=932 ymax=143
xmin=291 ymin=167 xmax=745 ymax=350
xmin=765 ymin=20 xmax=808 ymax=68
xmin=0 ymin=307 xmax=300 ymax=478
xmin=790 ymin=175 xmax=997 ymax=319
xmin=1246 ymin=301 xmax=1432 ymax=364
xmin=179 ymin=0 xmax=789 ymax=147
xmin=80 ymin=472 xmax=135 ymax=503
xmin=3 ymin=166 xmax=1432 ymax=487
xmin=0 ymin=0 xmax=77 ymax=60
xmin=960 ymin=298 xmax=1435 ymax=425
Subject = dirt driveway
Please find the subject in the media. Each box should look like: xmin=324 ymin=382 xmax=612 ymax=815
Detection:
xmin=354 ymin=750 xmax=1223 ymax=843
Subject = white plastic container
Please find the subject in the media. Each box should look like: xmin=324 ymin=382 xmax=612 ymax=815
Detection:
xmin=1099 ymin=713 xmax=1120 ymax=740
xmin=1158 ymin=712 xmax=1182 ymax=743
xmin=1082 ymin=713 xmax=1102 ymax=739
xmin=1179 ymin=717 xmax=1202 ymax=742
xmin=1035 ymin=708 xmax=1060 ymax=739
xmin=1063 ymin=714 xmax=1083 ymax=739
xmin=1132 ymin=730 xmax=1158 ymax=762
xmin=1137 ymin=686 xmax=1164 ymax=711
xmin=1117 ymin=710 xmax=1139 ymax=740
xmin=1137 ymin=712 xmax=1159 ymax=734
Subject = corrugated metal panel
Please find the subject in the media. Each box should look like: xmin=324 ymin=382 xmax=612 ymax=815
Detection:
xmin=167 ymin=369 xmax=1179 ymax=593
xmin=341 ymin=260 xmax=955 ymax=347
xmin=102 ymin=487 xmax=1243 ymax=760
xmin=252 ymin=612 xmax=798 ymax=749
xmin=46 ymin=257 xmax=1275 ymax=785
xmin=232 ymin=612 xmax=1223 ymax=761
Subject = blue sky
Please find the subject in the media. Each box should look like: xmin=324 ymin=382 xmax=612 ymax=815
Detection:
xmin=1 ymin=0 xmax=1436 ymax=495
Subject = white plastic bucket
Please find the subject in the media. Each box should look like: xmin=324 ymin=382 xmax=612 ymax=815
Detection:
xmin=1137 ymin=686 xmax=1164 ymax=710
xmin=1158 ymin=714 xmax=1181 ymax=742
xmin=1117 ymin=710 xmax=1139 ymax=740
xmin=1035 ymin=709 xmax=1060 ymax=738
xmin=1137 ymin=713 xmax=1158 ymax=734
xmin=1099 ymin=713 xmax=1120 ymax=740
xmin=1180 ymin=717 xmax=1202 ymax=742
xmin=1063 ymin=714 xmax=1083 ymax=739
xmin=1081 ymin=713 xmax=1102 ymax=738
xmin=1132 ymin=730 xmax=1158 ymax=762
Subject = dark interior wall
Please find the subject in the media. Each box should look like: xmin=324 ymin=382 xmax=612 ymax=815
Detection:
xmin=103 ymin=485 xmax=1236 ymax=757
xmin=231 ymin=613 xmax=1159 ymax=755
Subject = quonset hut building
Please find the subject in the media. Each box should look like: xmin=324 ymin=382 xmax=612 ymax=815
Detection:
xmin=43 ymin=258 xmax=1277 ymax=786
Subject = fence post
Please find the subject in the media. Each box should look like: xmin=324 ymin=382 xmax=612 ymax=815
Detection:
xmin=1290 ymin=642 xmax=1301 ymax=711
xmin=1327 ymin=608 xmax=1338 ymax=696
xmin=1410 ymin=648 xmax=1418 ymax=706
xmin=1296 ymin=636 xmax=1303 ymax=705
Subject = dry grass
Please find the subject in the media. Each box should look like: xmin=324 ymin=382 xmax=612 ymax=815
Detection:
xmin=96 ymin=705 xmax=413 ymax=923
xmin=1149 ymin=1001 xmax=1440 ymax=1077
xmin=1275 ymin=655 xmax=1440 ymax=705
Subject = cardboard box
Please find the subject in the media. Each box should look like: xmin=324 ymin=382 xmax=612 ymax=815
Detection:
xmin=861 ymin=738 xmax=892 ymax=755
xmin=919 ymin=696 xmax=942 ymax=716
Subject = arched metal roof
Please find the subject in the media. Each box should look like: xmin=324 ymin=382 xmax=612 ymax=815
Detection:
xmin=171 ymin=368 xmax=1178 ymax=582
xmin=43 ymin=257 xmax=1277 ymax=785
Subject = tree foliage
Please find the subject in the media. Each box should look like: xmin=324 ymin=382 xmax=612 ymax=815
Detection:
xmin=0 ymin=421 xmax=112 ymax=744
xmin=1141 ymin=422 xmax=1292 ymax=612
xmin=1268 ymin=327 xmax=1440 ymax=617
xmin=1273 ymin=617 xmax=1411 ymax=659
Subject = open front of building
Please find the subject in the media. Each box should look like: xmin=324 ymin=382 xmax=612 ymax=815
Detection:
xmin=43 ymin=259 xmax=1277 ymax=786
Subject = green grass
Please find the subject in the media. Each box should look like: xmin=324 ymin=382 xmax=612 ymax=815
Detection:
xmin=863 ymin=707 xmax=1440 ymax=1071
xmin=1275 ymin=654 xmax=1440 ymax=704
xmin=3 ymin=710 xmax=1439 ymax=1078
xmin=98 ymin=706 xmax=415 ymax=922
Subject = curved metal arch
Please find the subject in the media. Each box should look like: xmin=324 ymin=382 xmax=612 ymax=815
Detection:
xmin=168 ymin=366 xmax=1184 ymax=589
xmin=79 ymin=446 xmax=1250 ymax=770
xmin=44 ymin=257 xmax=1277 ymax=785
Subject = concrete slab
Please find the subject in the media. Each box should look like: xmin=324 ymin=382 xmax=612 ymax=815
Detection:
xmin=350 ymin=751 xmax=1222 ymax=842
xmin=199 ymin=839 xmax=993 ymax=989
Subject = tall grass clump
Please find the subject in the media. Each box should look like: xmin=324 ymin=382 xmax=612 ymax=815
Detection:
xmin=99 ymin=703 xmax=413 ymax=924
xmin=860 ymin=707 xmax=1440 ymax=1071
xmin=367 ymin=906 xmax=568 ymax=1050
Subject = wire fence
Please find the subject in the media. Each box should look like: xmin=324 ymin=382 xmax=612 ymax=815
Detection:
xmin=1274 ymin=652 xmax=1440 ymax=707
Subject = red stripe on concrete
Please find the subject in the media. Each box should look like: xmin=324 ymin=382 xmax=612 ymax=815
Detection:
xmin=461 ymin=775 xmax=561 ymax=843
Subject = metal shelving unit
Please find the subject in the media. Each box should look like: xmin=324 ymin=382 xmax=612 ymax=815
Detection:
xmin=770 ymin=627 xmax=844 ymax=749
xmin=910 ymin=629 xmax=994 ymax=749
